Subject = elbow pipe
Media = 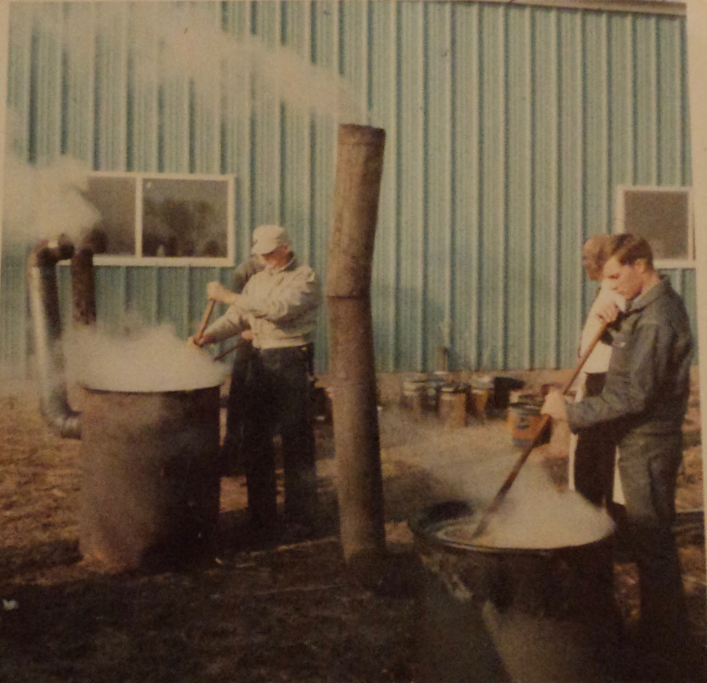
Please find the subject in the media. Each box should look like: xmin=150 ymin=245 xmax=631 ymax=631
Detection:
xmin=27 ymin=237 xmax=82 ymax=439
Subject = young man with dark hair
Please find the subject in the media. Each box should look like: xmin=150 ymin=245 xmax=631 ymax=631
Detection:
xmin=543 ymin=233 xmax=693 ymax=675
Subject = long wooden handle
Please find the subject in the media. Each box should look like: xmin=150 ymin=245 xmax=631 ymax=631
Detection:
xmin=212 ymin=338 xmax=249 ymax=363
xmin=195 ymin=300 xmax=216 ymax=343
xmin=471 ymin=319 xmax=611 ymax=538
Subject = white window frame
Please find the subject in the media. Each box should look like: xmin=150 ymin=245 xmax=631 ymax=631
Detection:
xmin=614 ymin=185 xmax=695 ymax=269
xmin=78 ymin=171 xmax=236 ymax=268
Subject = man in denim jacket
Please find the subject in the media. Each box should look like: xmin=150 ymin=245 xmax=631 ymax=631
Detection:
xmin=542 ymin=234 xmax=693 ymax=666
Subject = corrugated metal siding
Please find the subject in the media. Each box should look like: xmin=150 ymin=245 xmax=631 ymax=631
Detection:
xmin=0 ymin=0 xmax=695 ymax=379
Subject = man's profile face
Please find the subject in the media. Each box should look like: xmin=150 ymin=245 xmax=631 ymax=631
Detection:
xmin=603 ymin=255 xmax=645 ymax=301
xmin=261 ymin=243 xmax=290 ymax=269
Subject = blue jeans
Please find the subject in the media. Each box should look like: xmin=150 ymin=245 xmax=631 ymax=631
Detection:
xmin=617 ymin=429 xmax=688 ymax=648
xmin=242 ymin=344 xmax=317 ymax=530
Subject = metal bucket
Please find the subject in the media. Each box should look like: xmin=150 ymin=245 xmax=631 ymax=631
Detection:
xmin=438 ymin=383 xmax=469 ymax=428
xmin=507 ymin=401 xmax=549 ymax=448
xmin=401 ymin=373 xmax=428 ymax=416
xmin=409 ymin=501 xmax=621 ymax=683
xmin=79 ymin=384 xmax=221 ymax=571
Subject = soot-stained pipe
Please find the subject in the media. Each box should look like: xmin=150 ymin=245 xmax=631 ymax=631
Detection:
xmin=27 ymin=237 xmax=81 ymax=439
xmin=326 ymin=124 xmax=387 ymax=581
xmin=71 ymin=244 xmax=97 ymax=326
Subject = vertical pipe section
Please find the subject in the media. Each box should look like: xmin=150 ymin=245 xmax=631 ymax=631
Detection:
xmin=27 ymin=237 xmax=81 ymax=439
xmin=326 ymin=124 xmax=386 ymax=576
xmin=71 ymin=245 xmax=97 ymax=326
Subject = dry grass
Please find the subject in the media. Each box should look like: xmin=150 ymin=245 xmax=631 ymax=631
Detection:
xmin=0 ymin=381 xmax=704 ymax=682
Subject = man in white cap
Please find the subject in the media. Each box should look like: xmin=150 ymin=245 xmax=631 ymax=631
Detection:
xmin=195 ymin=224 xmax=321 ymax=543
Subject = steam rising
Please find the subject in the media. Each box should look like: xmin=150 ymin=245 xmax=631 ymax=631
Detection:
xmin=66 ymin=324 xmax=227 ymax=393
xmin=380 ymin=412 xmax=614 ymax=549
xmin=441 ymin=455 xmax=614 ymax=549
xmin=3 ymin=148 xmax=98 ymax=247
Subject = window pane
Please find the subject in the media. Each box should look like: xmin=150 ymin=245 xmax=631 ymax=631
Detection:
xmin=84 ymin=176 xmax=136 ymax=255
xmin=141 ymin=178 xmax=228 ymax=258
xmin=623 ymin=190 xmax=690 ymax=261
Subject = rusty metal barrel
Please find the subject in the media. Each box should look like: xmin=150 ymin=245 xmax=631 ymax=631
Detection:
xmin=409 ymin=501 xmax=622 ymax=683
xmin=79 ymin=384 xmax=221 ymax=571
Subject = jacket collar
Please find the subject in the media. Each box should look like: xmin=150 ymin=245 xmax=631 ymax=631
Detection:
xmin=628 ymin=274 xmax=670 ymax=313
xmin=268 ymin=255 xmax=297 ymax=274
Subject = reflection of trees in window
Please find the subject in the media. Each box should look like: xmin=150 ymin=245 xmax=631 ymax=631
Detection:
xmin=142 ymin=178 xmax=228 ymax=258
xmin=143 ymin=197 xmax=221 ymax=256
xmin=79 ymin=174 xmax=232 ymax=262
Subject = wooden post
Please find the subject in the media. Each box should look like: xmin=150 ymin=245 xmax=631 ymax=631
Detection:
xmin=326 ymin=124 xmax=387 ymax=581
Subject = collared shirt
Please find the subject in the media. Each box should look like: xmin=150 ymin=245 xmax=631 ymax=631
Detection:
xmin=205 ymin=256 xmax=320 ymax=349
xmin=567 ymin=276 xmax=693 ymax=435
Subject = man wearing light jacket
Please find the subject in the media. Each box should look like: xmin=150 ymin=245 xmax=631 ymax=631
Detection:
xmin=195 ymin=224 xmax=321 ymax=541
xmin=542 ymin=234 xmax=693 ymax=671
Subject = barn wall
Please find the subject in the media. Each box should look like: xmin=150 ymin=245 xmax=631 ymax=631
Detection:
xmin=0 ymin=0 xmax=694 ymax=378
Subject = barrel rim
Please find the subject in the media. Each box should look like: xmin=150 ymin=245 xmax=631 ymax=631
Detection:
xmin=80 ymin=382 xmax=223 ymax=395
xmin=409 ymin=500 xmax=615 ymax=556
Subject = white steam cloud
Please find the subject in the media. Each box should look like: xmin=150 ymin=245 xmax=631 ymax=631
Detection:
xmin=66 ymin=323 xmax=228 ymax=393
xmin=383 ymin=416 xmax=615 ymax=549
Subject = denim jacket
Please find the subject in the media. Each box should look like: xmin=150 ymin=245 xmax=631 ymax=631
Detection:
xmin=566 ymin=276 xmax=693 ymax=436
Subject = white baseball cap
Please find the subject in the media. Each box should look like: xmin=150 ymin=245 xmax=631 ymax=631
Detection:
xmin=251 ymin=224 xmax=290 ymax=255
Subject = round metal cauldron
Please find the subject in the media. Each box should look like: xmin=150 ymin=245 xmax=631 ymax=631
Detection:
xmin=79 ymin=384 xmax=221 ymax=571
xmin=409 ymin=501 xmax=622 ymax=683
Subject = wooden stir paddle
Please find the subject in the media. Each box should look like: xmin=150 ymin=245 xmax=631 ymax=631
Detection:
xmin=468 ymin=319 xmax=611 ymax=541
xmin=195 ymin=300 xmax=216 ymax=344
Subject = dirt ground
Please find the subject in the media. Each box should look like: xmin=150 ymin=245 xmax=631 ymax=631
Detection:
xmin=0 ymin=372 xmax=704 ymax=683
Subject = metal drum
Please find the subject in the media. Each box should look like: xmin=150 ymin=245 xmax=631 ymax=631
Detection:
xmin=409 ymin=501 xmax=622 ymax=683
xmin=438 ymin=383 xmax=470 ymax=428
xmin=79 ymin=384 xmax=221 ymax=571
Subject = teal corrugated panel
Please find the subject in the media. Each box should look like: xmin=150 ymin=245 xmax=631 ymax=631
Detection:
xmin=94 ymin=266 xmax=128 ymax=331
xmin=532 ymin=8 xmax=560 ymax=369
xmin=188 ymin=3 xmax=222 ymax=174
xmin=680 ymin=20 xmax=691 ymax=186
xmin=396 ymin=2 xmax=425 ymax=371
xmin=2 ymin=1 xmax=698 ymax=378
xmin=369 ymin=0 xmax=397 ymax=371
xmin=0 ymin=246 xmax=29 ymax=380
xmin=633 ymin=14 xmax=659 ymax=185
xmin=479 ymin=4 xmax=507 ymax=370
xmin=7 ymin=4 xmax=31 ymax=158
xmin=583 ymin=12 xmax=611 ymax=232
xmin=63 ymin=3 xmax=95 ymax=162
xmin=310 ymin=1 xmax=339 ymax=371
xmin=450 ymin=2 xmax=481 ymax=370
xmin=281 ymin=1 xmax=313 ymax=264
xmin=505 ymin=6 xmax=533 ymax=370
xmin=128 ymin=4 xmax=159 ymax=172
xmin=609 ymin=14 xmax=635 ymax=187
xmin=251 ymin=1 xmax=281 ymax=227
xmin=33 ymin=3 xmax=63 ymax=163
xmin=424 ymin=3 xmax=453 ymax=372
xmin=557 ymin=10 xmax=585 ymax=364
xmin=221 ymin=2 xmax=253 ymax=258
xmin=156 ymin=267 xmax=189 ymax=337
xmin=125 ymin=267 xmax=159 ymax=325
xmin=657 ymin=17 xmax=686 ymax=185
xmin=95 ymin=4 xmax=128 ymax=171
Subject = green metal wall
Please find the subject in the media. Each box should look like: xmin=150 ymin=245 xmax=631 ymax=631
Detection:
xmin=0 ymin=0 xmax=694 ymax=378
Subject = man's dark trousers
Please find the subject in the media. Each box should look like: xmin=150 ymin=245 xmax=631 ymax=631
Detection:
xmin=242 ymin=344 xmax=317 ymax=533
